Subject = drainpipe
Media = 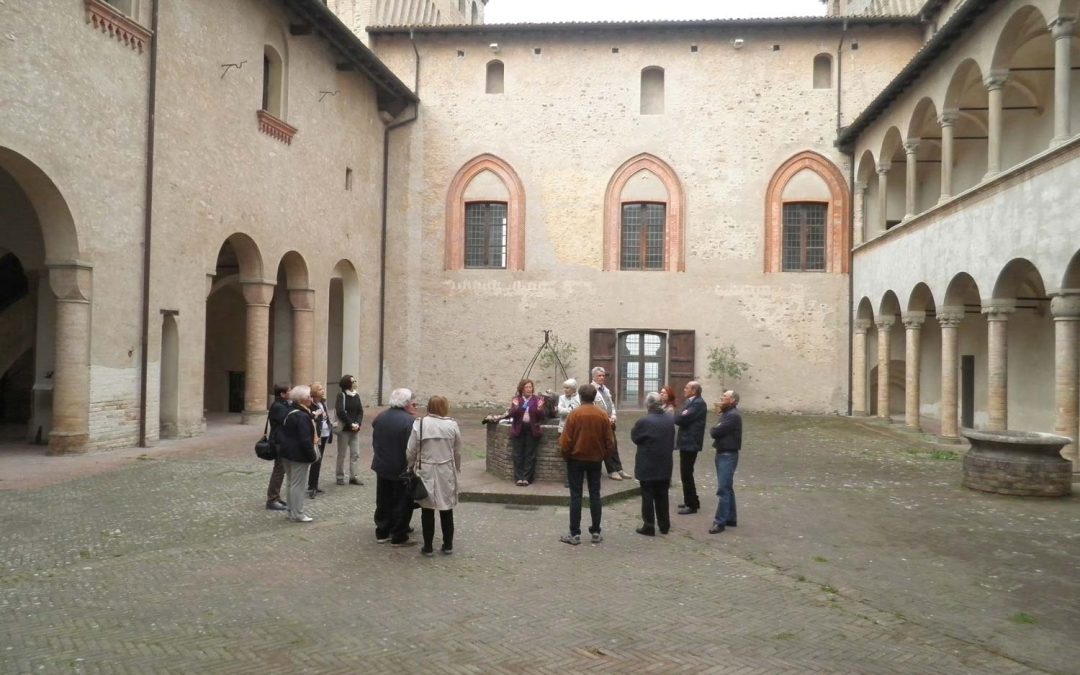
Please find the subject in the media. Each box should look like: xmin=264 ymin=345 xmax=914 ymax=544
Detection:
xmin=137 ymin=0 xmax=160 ymax=447
xmin=376 ymin=32 xmax=420 ymax=405
xmin=837 ymin=20 xmax=855 ymax=416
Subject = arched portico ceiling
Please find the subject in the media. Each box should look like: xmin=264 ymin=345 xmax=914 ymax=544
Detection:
xmin=0 ymin=146 xmax=80 ymax=262
xmin=856 ymin=149 xmax=877 ymax=183
xmin=214 ymin=233 xmax=264 ymax=281
xmin=879 ymin=127 xmax=905 ymax=165
xmin=856 ymin=296 xmax=876 ymax=321
xmin=907 ymin=97 xmax=941 ymax=141
xmin=331 ymin=258 xmax=359 ymax=283
xmin=908 ymin=282 xmax=938 ymax=312
xmin=993 ymin=257 xmax=1048 ymax=300
xmin=991 ymin=5 xmax=1052 ymax=72
xmin=1062 ymin=249 xmax=1080 ymax=289
xmin=944 ymin=271 xmax=982 ymax=307
xmin=944 ymin=59 xmax=989 ymax=135
xmin=879 ymin=290 xmax=902 ymax=317
xmin=278 ymin=250 xmax=310 ymax=290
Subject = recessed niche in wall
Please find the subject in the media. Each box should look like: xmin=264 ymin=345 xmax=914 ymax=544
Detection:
xmin=612 ymin=47 xmax=620 ymax=54
xmin=533 ymin=47 xmax=542 ymax=55
xmin=345 ymin=167 xmax=353 ymax=191
xmin=690 ymin=44 xmax=698 ymax=53
xmin=457 ymin=50 xmax=465 ymax=58
xmin=772 ymin=44 xmax=781 ymax=51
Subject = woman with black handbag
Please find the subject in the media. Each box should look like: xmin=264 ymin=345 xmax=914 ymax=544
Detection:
xmin=406 ymin=396 xmax=462 ymax=556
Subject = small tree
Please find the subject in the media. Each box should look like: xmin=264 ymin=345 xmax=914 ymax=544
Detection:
xmin=707 ymin=344 xmax=750 ymax=391
xmin=538 ymin=334 xmax=577 ymax=390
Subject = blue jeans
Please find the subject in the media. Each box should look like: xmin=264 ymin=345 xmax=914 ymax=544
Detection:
xmin=712 ymin=451 xmax=739 ymax=527
xmin=566 ymin=460 xmax=603 ymax=536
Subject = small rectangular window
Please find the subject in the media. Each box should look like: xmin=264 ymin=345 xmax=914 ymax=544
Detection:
xmin=690 ymin=44 xmax=698 ymax=53
xmin=620 ymin=203 xmax=666 ymax=271
xmin=781 ymin=203 xmax=827 ymax=272
xmin=345 ymin=167 xmax=353 ymax=191
xmin=465 ymin=202 xmax=508 ymax=269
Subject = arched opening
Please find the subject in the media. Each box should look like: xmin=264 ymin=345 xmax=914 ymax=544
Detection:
xmin=992 ymin=258 xmax=1052 ymax=432
xmin=262 ymin=45 xmax=285 ymax=118
xmin=813 ymin=53 xmax=832 ymax=89
xmin=907 ymin=97 xmax=942 ymax=212
xmin=907 ymin=282 xmax=940 ymax=429
xmin=471 ymin=1 xmax=478 ymax=24
xmin=879 ymin=127 xmax=905 ymax=229
xmin=272 ymin=251 xmax=311 ymax=389
xmin=853 ymin=296 xmax=876 ymax=415
xmin=326 ymin=259 xmax=361 ymax=403
xmin=944 ymin=59 xmax=989 ymax=194
xmin=446 ymin=154 xmax=527 ymax=271
xmin=944 ymin=272 xmax=985 ymax=429
xmin=604 ymin=154 xmax=685 ymax=271
xmin=870 ymin=291 xmax=905 ymax=418
xmin=640 ymin=66 xmax=664 ymax=115
xmin=764 ymin=151 xmax=850 ymax=272
xmin=855 ymin=150 xmax=879 ymax=242
xmin=485 ymin=60 xmax=504 ymax=94
xmin=0 ymin=147 xmax=81 ymax=453
xmin=159 ymin=313 xmax=180 ymax=438
xmin=991 ymin=6 xmax=1055 ymax=168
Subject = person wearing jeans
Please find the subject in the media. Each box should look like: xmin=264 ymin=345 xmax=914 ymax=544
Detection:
xmin=709 ymin=390 xmax=743 ymax=534
xmin=334 ymin=374 xmax=365 ymax=486
xmin=558 ymin=383 xmax=615 ymax=545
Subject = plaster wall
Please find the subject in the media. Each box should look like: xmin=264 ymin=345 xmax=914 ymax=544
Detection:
xmin=373 ymin=24 xmax=920 ymax=411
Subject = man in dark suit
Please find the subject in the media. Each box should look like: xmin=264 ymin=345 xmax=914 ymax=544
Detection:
xmin=265 ymin=383 xmax=292 ymax=511
xmin=631 ymin=392 xmax=675 ymax=536
xmin=709 ymin=390 xmax=743 ymax=534
xmin=371 ymin=388 xmax=419 ymax=546
xmin=673 ymin=381 xmax=707 ymax=514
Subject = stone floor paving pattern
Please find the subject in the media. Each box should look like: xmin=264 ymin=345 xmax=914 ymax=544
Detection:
xmin=0 ymin=412 xmax=1077 ymax=673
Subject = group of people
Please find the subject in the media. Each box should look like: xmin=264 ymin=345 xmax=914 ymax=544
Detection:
xmin=263 ymin=379 xmax=462 ymax=556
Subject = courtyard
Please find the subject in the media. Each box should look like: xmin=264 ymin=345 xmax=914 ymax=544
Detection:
xmin=1 ymin=412 xmax=1077 ymax=674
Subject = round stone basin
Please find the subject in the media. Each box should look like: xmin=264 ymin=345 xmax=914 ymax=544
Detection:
xmin=960 ymin=428 xmax=1073 ymax=497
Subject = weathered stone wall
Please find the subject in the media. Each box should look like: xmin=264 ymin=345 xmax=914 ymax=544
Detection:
xmin=485 ymin=422 xmax=567 ymax=482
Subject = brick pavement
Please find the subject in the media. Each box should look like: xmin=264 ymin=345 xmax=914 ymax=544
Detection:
xmin=0 ymin=412 xmax=1076 ymax=673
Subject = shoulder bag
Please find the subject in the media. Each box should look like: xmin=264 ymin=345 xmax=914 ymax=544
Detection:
xmin=400 ymin=417 xmax=429 ymax=502
xmin=255 ymin=414 xmax=276 ymax=461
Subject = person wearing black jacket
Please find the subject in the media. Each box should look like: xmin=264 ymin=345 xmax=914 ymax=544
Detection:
xmin=335 ymin=374 xmax=365 ymax=486
xmin=673 ymin=381 xmax=707 ymax=514
xmin=709 ymin=390 xmax=743 ymax=534
xmin=631 ymin=392 xmax=676 ymax=536
xmin=265 ymin=383 xmax=292 ymax=511
xmin=279 ymin=385 xmax=319 ymax=523
xmin=371 ymin=387 xmax=418 ymax=546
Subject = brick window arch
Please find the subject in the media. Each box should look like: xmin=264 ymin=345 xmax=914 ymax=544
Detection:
xmin=603 ymin=153 xmax=685 ymax=272
xmin=445 ymin=154 xmax=526 ymax=271
xmin=763 ymin=151 xmax=850 ymax=273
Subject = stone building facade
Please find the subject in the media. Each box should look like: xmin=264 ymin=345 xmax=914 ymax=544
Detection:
xmin=2 ymin=0 xmax=1077 ymax=460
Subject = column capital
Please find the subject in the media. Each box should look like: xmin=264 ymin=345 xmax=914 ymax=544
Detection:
xmin=1051 ymin=292 xmax=1080 ymax=319
xmin=938 ymin=109 xmax=960 ymax=126
xmin=984 ymin=70 xmax=1009 ymax=91
xmin=903 ymin=139 xmax=920 ymax=154
xmin=876 ymin=163 xmax=891 ymax=175
xmin=854 ymin=180 xmax=868 ymax=192
xmin=1050 ymin=16 xmax=1077 ymax=40
xmin=875 ymin=315 xmax=896 ymax=329
xmin=902 ymin=311 xmax=926 ymax=328
xmin=241 ymin=280 xmax=275 ymax=306
xmin=288 ymin=288 xmax=315 ymax=311
xmin=854 ymin=318 xmax=872 ymax=333
xmin=981 ymin=298 xmax=1016 ymax=319
xmin=937 ymin=306 xmax=966 ymax=327
xmin=47 ymin=260 xmax=94 ymax=303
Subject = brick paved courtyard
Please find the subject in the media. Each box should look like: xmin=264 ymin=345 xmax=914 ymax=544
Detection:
xmin=1 ymin=413 xmax=1077 ymax=673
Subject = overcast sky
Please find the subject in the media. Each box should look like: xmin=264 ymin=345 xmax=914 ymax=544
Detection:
xmin=484 ymin=0 xmax=828 ymax=23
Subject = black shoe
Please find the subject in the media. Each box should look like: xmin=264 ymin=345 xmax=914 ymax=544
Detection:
xmin=708 ymin=524 xmax=726 ymax=534
xmin=266 ymin=500 xmax=287 ymax=511
xmin=315 ymin=488 xmax=326 ymax=494
xmin=349 ymin=477 xmax=364 ymax=486
xmin=726 ymin=521 xmax=737 ymax=527
xmin=677 ymin=506 xmax=698 ymax=515
xmin=420 ymin=548 xmax=435 ymax=557
xmin=659 ymin=527 xmax=670 ymax=535
xmin=636 ymin=526 xmax=656 ymax=537
xmin=440 ymin=547 xmax=453 ymax=555
xmin=407 ymin=527 xmax=415 ymax=534
xmin=390 ymin=538 xmax=417 ymax=547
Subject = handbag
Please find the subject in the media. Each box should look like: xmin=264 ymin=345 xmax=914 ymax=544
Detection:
xmin=255 ymin=414 xmax=276 ymax=461
xmin=400 ymin=417 xmax=429 ymax=501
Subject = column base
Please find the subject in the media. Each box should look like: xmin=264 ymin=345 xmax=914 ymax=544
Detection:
xmin=1050 ymin=135 xmax=1072 ymax=148
xmin=48 ymin=431 xmax=89 ymax=455
xmin=241 ymin=410 xmax=268 ymax=425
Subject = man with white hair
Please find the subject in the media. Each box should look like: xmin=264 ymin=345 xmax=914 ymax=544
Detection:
xmin=278 ymin=385 xmax=319 ymax=523
xmin=371 ymin=387 xmax=419 ymax=546
xmin=589 ymin=366 xmax=630 ymax=480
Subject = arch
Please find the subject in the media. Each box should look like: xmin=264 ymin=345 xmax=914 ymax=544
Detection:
xmin=159 ymin=313 xmax=180 ymax=438
xmin=879 ymin=126 xmax=905 ymax=165
xmin=944 ymin=271 xmax=982 ymax=307
xmin=213 ymin=233 xmax=264 ymax=282
xmin=763 ymin=150 xmax=850 ymax=273
xmin=0 ymin=147 xmax=80 ymax=262
xmin=990 ymin=5 xmax=1052 ymax=72
xmin=326 ymin=259 xmax=361 ymax=402
xmin=278 ymin=250 xmax=310 ymax=291
xmin=907 ymin=282 xmax=938 ymax=313
xmin=1062 ymin=248 xmax=1080 ymax=289
xmin=879 ymin=290 xmax=902 ymax=318
xmin=445 ymin=154 xmax=526 ymax=271
xmin=907 ymin=97 xmax=940 ymax=139
xmin=640 ymin=66 xmax=665 ymax=115
xmin=993 ymin=257 xmax=1047 ymax=300
xmin=604 ymin=153 xmax=685 ymax=272
xmin=813 ymin=53 xmax=832 ymax=89
xmin=471 ymin=1 xmax=478 ymax=24
xmin=856 ymin=296 xmax=876 ymax=322
xmin=262 ymin=45 xmax=286 ymax=119
xmin=485 ymin=59 xmax=504 ymax=94
xmin=907 ymin=97 xmax=943 ymax=211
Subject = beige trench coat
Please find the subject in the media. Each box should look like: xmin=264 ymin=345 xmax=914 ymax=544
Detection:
xmin=406 ymin=414 xmax=462 ymax=511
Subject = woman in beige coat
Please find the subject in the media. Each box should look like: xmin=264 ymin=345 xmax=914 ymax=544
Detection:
xmin=406 ymin=395 xmax=463 ymax=556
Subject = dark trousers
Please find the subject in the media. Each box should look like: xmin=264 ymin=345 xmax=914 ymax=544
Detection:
xmin=567 ymin=459 xmax=603 ymax=536
xmin=307 ymin=438 xmax=328 ymax=490
xmin=374 ymin=474 xmax=414 ymax=543
xmin=603 ymin=430 xmax=624 ymax=474
xmin=420 ymin=508 xmax=455 ymax=552
xmin=266 ymin=457 xmax=285 ymax=503
xmin=639 ymin=479 xmax=671 ymax=533
xmin=679 ymin=451 xmax=700 ymax=509
xmin=512 ymin=432 xmax=540 ymax=482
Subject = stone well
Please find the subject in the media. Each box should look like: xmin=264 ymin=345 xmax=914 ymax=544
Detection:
xmin=961 ymin=428 xmax=1073 ymax=497
xmin=486 ymin=421 xmax=567 ymax=483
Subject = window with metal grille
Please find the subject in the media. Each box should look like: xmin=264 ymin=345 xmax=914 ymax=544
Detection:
xmin=620 ymin=203 xmax=666 ymax=270
xmin=464 ymin=202 xmax=508 ymax=268
xmin=782 ymin=203 xmax=827 ymax=271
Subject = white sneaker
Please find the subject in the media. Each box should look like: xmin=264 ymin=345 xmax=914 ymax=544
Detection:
xmin=619 ymin=470 xmax=632 ymax=479
xmin=290 ymin=514 xmax=314 ymax=523
xmin=609 ymin=472 xmax=623 ymax=481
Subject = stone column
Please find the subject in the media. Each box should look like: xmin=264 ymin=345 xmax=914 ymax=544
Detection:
xmin=983 ymin=300 xmax=1016 ymax=431
xmin=876 ymin=316 xmax=895 ymax=420
xmin=852 ymin=318 xmax=871 ymax=416
xmin=984 ymin=71 xmax=1009 ymax=180
xmin=939 ymin=110 xmax=958 ymax=202
xmin=1051 ymin=293 xmax=1080 ymax=467
xmin=241 ymin=281 xmax=275 ymax=424
xmin=289 ymin=288 xmax=315 ymax=387
xmin=47 ymin=261 xmax=93 ymax=455
xmin=853 ymin=181 xmax=868 ymax=246
xmin=1052 ymin=18 xmax=1076 ymax=146
xmin=903 ymin=311 xmax=925 ymax=429
xmin=937 ymin=307 xmax=965 ymax=439
xmin=903 ymin=139 xmax=919 ymax=220
xmin=876 ymin=163 xmax=891 ymax=233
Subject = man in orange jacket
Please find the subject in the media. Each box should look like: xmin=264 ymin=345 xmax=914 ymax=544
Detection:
xmin=559 ymin=383 xmax=615 ymax=545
